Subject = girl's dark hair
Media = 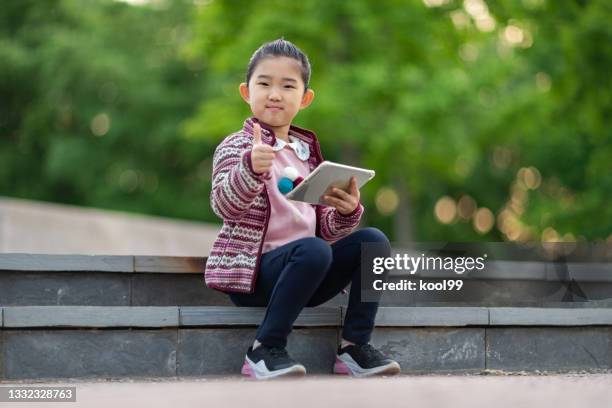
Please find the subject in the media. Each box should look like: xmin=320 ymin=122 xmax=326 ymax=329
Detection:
xmin=246 ymin=38 xmax=311 ymax=91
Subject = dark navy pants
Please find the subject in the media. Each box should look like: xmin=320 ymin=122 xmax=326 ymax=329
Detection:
xmin=228 ymin=227 xmax=391 ymax=348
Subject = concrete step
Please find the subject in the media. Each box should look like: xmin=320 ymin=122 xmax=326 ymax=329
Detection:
xmin=0 ymin=254 xmax=235 ymax=306
xmin=2 ymin=306 xmax=612 ymax=380
xmin=2 ymin=254 xmax=611 ymax=307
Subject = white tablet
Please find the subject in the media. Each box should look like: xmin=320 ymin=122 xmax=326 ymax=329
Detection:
xmin=285 ymin=161 xmax=375 ymax=205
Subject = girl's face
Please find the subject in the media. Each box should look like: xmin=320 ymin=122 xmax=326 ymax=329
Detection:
xmin=240 ymin=56 xmax=314 ymax=132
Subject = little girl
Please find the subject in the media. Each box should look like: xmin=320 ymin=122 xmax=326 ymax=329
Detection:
xmin=205 ymin=38 xmax=400 ymax=379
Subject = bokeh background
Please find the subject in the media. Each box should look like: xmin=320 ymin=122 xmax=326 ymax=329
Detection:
xmin=1 ymin=0 xmax=610 ymax=244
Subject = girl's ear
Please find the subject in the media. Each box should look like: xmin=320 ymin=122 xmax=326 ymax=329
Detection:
xmin=239 ymin=83 xmax=250 ymax=103
xmin=300 ymin=88 xmax=315 ymax=109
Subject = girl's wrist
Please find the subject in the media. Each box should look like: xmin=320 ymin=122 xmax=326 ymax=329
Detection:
xmin=337 ymin=201 xmax=361 ymax=217
xmin=244 ymin=151 xmax=261 ymax=175
xmin=243 ymin=150 xmax=269 ymax=179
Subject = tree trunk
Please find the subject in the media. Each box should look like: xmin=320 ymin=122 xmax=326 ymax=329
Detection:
xmin=393 ymin=172 xmax=414 ymax=244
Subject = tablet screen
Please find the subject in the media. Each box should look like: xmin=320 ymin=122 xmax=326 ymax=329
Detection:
xmin=285 ymin=161 xmax=375 ymax=205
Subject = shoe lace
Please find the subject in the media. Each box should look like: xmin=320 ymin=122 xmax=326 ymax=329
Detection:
xmin=266 ymin=346 xmax=289 ymax=359
xmin=358 ymin=344 xmax=385 ymax=361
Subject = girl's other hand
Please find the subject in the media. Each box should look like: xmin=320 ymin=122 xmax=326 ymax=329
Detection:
xmin=251 ymin=122 xmax=275 ymax=174
xmin=323 ymin=176 xmax=360 ymax=215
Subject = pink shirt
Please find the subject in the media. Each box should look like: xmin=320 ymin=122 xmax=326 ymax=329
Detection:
xmin=262 ymin=139 xmax=316 ymax=254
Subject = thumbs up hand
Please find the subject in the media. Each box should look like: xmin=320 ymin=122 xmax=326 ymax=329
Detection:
xmin=250 ymin=122 xmax=275 ymax=174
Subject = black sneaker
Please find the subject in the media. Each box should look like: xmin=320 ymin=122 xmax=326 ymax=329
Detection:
xmin=334 ymin=343 xmax=401 ymax=377
xmin=241 ymin=344 xmax=306 ymax=379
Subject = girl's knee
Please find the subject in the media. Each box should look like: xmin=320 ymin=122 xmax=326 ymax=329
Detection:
xmin=294 ymin=237 xmax=332 ymax=270
xmin=358 ymin=227 xmax=391 ymax=256
xmin=360 ymin=227 xmax=390 ymax=245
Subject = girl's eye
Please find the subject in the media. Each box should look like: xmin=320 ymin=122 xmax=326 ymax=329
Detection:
xmin=284 ymin=85 xmax=295 ymax=89
xmin=258 ymin=82 xmax=268 ymax=86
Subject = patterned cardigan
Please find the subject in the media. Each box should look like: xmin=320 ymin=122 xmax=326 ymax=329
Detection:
xmin=204 ymin=117 xmax=364 ymax=294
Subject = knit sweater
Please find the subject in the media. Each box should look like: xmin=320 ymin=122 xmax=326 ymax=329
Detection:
xmin=204 ymin=117 xmax=364 ymax=294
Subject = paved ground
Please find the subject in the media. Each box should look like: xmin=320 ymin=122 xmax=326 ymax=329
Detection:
xmin=2 ymin=373 xmax=612 ymax=407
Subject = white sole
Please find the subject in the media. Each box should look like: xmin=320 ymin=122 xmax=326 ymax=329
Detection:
xmin=335 ymin=353 xmax=401 ymax=377
xmin=243 ymin=356 xmax=307 ymax=380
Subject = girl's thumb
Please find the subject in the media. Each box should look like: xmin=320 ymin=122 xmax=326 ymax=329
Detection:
xmin=253 ymin=122 xmax=262 ymax=145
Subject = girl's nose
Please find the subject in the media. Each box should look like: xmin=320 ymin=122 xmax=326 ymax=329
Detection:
xmin=268 ymin=88 xmax=281 ymax=101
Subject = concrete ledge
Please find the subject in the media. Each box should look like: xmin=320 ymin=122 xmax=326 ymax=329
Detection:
xmin=364 ymin=307 xmax=489 ymax=326
xmin=3 ymin=306 xmax=612 ymax=328
xmin=2 ymin=306 xmax=179 ymax=328
xmin=0 ymin=270 xmax=233 ymax=307
xmin=2 ymin=328 xmax=338 ymax=379
xmin=5 ymin=327 xmax=612 ymax=379
xmin=490 ymin=307 xmax=612 ymax=325
xmin=180 ymin=306 xmax=341 ymax=327
xmin=0 ymin=254 xmax=207 ymax=274
xmin=4 ymin=329 xmax=178 ymax=379
xmin=3 ymin=307 xmax=612 ymax=379
xmin=486 ymin=327 xmax=612 ymax=371
xmin=560 ymin=263 xmax=612 ymax=282
xmin=3 ymin=268 xmax=611 ymax=307
xmin=2 ymin=254 xmax=611 ymax=282
xmin=0 ymin=254 xmax=133 ymax=272
xmin=134 ymin=256 xmax=206 ymax=273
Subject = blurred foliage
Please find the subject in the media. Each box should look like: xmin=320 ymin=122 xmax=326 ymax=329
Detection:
xmin=0 ymin=0 xmax=213 ymax=220
xmin=1 ymin=0 xmax=610 ymax=242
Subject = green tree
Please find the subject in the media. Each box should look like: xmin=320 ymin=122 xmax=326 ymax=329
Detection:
xmin=1 ymin=0 xmax=609 ymax=243
xmin=0 ymin=0 xmax=216 ymax=221
xmin=184 ymin=0 xmax=611 ymax=242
